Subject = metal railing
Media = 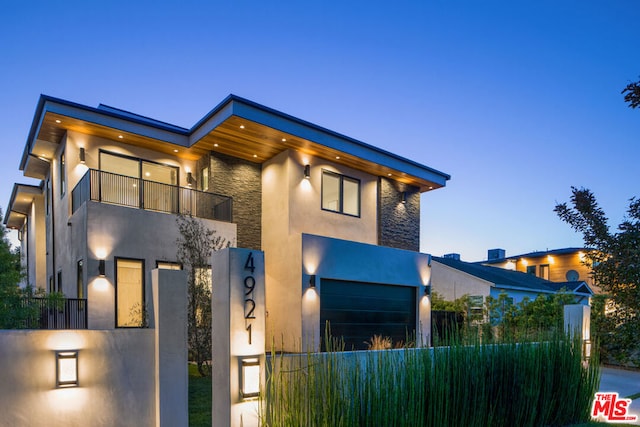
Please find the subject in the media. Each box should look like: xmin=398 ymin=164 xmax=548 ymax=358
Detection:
xmin=72 ymin=169 xmax=233 ymax=222
xmin=18 ymin=297 xmax=88 ymax=329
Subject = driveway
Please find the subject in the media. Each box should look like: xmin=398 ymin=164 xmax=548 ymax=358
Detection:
xmin=598 ymin=366 xmax=640 ymax=425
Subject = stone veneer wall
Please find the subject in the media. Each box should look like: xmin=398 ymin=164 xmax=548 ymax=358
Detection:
xmin=210 ymin=152 xmax=262 ymax=250
xmin=377 ymin=177 xmax=420 ymax=251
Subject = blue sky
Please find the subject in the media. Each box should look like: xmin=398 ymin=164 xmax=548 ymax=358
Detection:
xmin=1 ymin=1 xmax=639 ymax=261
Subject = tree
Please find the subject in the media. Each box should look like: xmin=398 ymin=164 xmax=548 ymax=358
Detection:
xmin=555 ymin=187 xmax=640 ymax=366
xmin=176 ymin=214 xmax=229 ymax=377
xmin=622 ymin=78 xmax=640 ymax=109
xmin=0 ymin=208 xmax=22 ymax=289
xmin=0 ymin=208 xmax=27 ymax=328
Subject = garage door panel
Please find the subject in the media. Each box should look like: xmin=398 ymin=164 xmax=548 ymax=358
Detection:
xmin=320 ymin=279 xmax=416 ymax=351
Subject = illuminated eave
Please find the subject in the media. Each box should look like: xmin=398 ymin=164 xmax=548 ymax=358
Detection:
xmin=20 ymin=95 xmax=450 ymax=192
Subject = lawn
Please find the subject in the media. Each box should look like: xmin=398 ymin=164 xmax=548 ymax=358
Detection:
xmin=189 ymin=364 xmax=211 ymax=427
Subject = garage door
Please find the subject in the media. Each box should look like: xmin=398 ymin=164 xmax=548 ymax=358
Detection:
xmin=320 ymin=279 xmax=416 ymax=351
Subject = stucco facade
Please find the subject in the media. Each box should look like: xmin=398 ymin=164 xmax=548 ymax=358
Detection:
xmin=5 ymin=94 xmax=449 ymax=350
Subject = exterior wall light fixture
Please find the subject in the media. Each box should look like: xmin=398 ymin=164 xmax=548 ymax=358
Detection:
xmin=400 ymin=191 xmax=407 ymax=204
xmin=309 ymin=274 xmax=317 ymax=288
xmin=240 ymin=357 xmax=260 ymax=399
xmin=303 ymin=164 xmax=311 ymax=179
xmin=98 ymin=259 xmax=106 ymax=277
xmin=186 ymin=172 xmax=195 ymax=187
xmin=79 ymin=147 xmax=86 ymax=164
xmin=56 ymin=350 xmax=79 ymax=388
xmin=424 ymin=285 xmax=431 ymax=296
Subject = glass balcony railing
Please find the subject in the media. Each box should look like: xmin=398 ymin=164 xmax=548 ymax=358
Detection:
xmin=71 ymin=169 xmax=233 ymax=222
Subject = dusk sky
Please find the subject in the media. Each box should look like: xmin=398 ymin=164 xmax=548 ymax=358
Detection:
xmin=1 ymin=1 xmax=639 ymax=261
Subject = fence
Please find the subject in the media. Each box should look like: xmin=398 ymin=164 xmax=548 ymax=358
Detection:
xmin=72 ymin=169 xmax=233 ymax=222
xmin=16 ymin=297 xmax=87 ymax=329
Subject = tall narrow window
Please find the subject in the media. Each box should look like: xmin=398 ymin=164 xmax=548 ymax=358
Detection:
xmin=59 ymin=151 xmax=66 ymax=196
xmin=116 ymin=258 xmax=145 ymax=327
xmin=45 ymin=179 xmax=50 ymax=215
xmin=201 ymin=167 xmax=209 ymax=191
xmin=539 ymin=264 xmax=550 ymax=280
xmin=321 ymin=170 xmax=361 ymax=216
xmin=77 ymin=260 xmax=84 ymax=299
xmin=57 ymin=271 xmax=62 ymax=293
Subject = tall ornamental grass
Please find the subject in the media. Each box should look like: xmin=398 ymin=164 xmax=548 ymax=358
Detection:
xmin=261 ymin=332 xmax=599 ymax=427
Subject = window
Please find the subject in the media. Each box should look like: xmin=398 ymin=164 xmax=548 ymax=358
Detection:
xmin=57 ymin=271 xmax=62 ymax=293
xmin=116 ymin=258 xmax=145 ymax=327
xmin=77 ymin=260 xmax=84 ymax=299
xmin=45 ymin=179 xmax=50 ymax=216
xmin=201 ymin=167 xmax=209 ymax=191
xmin=526 ymin=265 xmax=536 ymax=275
xmin=321 ymin=170 xmax=360 ymax=216
xmin=156 ymin=261 xmax=182 ymax=270
xmin=539 ymin=264 xmax=550 ymax=280
xmin=49 ymin=276 xmax=54 ymax=294
xmin=468 ymin=295 xmax=484 ymax=321
xmin=59 ymin=151 xmax=66 ymax=196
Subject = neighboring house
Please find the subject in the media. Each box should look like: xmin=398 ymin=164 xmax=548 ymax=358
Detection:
xmin=481 ymin=247 xmax=599 ymax=292
xmin=431 ymin=256 xmax=593 ymax=310
xmin=3 ymin=94 xmax=450 ymax=351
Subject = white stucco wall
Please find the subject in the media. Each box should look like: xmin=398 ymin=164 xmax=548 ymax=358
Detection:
xmin=430 ymin=260 xmax=492 ymax=301
xmin=83 ymin=201 xmax=236 ymax=329
xmin=262 ymin=150 xmax=380 ymax=351
xmin=0 ymin=268 xmax=188 ymax=427
xmin=0 ymin=329 xmax=155 ymax=427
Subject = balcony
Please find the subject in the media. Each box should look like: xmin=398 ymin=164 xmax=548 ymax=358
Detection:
xmin=72 ymin=169 xmax=233 ymax=222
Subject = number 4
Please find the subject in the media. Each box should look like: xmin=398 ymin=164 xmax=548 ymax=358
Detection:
xmin=244 ymin=252 xmax=255 ymax=273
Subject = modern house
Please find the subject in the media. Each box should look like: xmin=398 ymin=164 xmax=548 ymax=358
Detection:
xmin=481 ymin=248 xmax=598 ymax=292
xmin=4 ymin=94 xmax=450 ymax=351
xmin=431 ymin=255 xmax=593 ymax=308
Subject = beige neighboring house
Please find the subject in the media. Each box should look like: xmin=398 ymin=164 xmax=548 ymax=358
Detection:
xmin=4 ymin=94 xmax=450 ymax=351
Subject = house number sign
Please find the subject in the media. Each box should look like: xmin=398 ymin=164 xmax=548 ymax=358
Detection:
xmin=243 ymin=252 xmax=257 ymax=345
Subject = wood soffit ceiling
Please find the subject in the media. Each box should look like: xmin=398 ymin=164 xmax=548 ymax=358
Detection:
xmin=37 ymin=112 xmax=441 ymax=191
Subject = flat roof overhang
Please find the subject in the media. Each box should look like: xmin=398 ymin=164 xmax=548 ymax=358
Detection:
xmin=20 ymin=95 xmax=450 ymax=192
xmin=4 ymin=184 xmax=42 ymax=229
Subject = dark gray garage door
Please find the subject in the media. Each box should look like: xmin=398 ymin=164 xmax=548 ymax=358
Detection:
xmin=320 ymin=279 xmax=416 ymax=351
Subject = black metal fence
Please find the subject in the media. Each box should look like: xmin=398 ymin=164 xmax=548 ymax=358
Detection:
xmin=72 ymin=169 xmax=233 ymax=222
xmin=17 ymin=297 xmax=88 ymax=329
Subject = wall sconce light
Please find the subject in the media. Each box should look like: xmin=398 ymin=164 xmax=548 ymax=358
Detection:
xmin=186 ymin=172 xmax=194 ymax=187
xmin=240 ymin=357 xmax=260 ymax=399
xmin=309 ymin=274 xmax=317 ymax=289
xmin=79 ymin=147 xmax=86 ymax=164
xmin=56 ymin=350 xmax=79 ymax=388
xmin=303 ymin=164 xmax=311 ymax=179
xmin=400 ymin=192 xmax=407 ymax=204
xmin=98 ymin=259 xmax=106 ymax=277
xmin=583 ymin=339 xmax=592 ymax=360
xmin=424 ymin=285 xmax=431 ymax=296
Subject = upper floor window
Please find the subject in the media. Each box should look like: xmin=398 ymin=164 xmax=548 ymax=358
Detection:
xmin=59 ymin=151 xmax=66 ymax=196
xmin=526 ymin=265 xmax=536 ymax=275
xmin=321 ymin=170 xmax=360 ymax=217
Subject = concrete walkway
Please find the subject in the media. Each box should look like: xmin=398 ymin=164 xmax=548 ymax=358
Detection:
xmin=598 ymin=366 xmax=640 ymax=425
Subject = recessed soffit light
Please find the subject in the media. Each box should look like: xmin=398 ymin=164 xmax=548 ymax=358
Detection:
xmin=118 ymin=135 xmax=123 ymax=139
xmin=55 ymin=119 xmax=61 ymax=124
xmin=214 ymin=143 xmax=219 ymax=147
xmin=173 ymin=149 xmax=179 ymax=153
xmin=240 ymin=125 xmax=245 ymax=129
